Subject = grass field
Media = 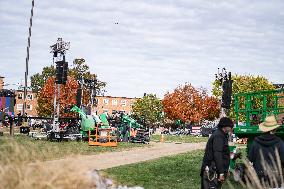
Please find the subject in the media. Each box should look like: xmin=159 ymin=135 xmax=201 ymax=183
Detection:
xmin=0 ymin=134 xmax=147 ymax=162
xmin=150 ymin=134 xmax=208 ymax=143
xmin=104 ymin=150 xmax=244 ymax=189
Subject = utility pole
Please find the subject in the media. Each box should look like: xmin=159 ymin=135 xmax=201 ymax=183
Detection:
xmin=23 ymin=0 xmax=35 ymax=116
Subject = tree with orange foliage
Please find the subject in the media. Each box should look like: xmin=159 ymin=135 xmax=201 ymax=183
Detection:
xmin=33 ymin=58 xmax=106 ymax=117
xmin=162 ymin=84 xmax=220 ymax=124
xmin=37 ymin=76 xmax=88 ymax=117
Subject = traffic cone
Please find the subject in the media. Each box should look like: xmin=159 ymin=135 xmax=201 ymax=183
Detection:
xmin=160 ymin=134 xmax=165 ymax=142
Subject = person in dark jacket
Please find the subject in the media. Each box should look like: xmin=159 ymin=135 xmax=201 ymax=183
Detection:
xmin=248 ymin=115 xmax=284 ymax=187
xmin=200 ymin=117 xmax=233 ymax=189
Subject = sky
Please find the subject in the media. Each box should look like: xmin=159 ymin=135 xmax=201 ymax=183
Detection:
xmin=0 ymin=0 xmax=283 ymax=98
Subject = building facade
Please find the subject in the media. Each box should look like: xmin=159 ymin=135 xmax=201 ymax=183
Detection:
xmin=0 ymin=76 xmax=4 ymax=90
xmin=94 ymin=96 xmax=136 ymax=115
xmin=14 ymin=90 xmax=38 ymax=116
xmin=13 ymin=92 xmax=136 ymax=117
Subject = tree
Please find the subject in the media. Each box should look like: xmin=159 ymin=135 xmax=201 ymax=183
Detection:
xmin=36 ymin=76 xmax=90 ymax=117
xmin=31 ymin=66 xmax=55 ymax=93
xmin=212 ymin=74 xmax=276 ymax=119
xmin=163 ymin=84 xmax=220 ymax=123
xmin=131 ymin=94 xmax=164 ymax=127
xmin=37 ymin=76 xmax=77 ymax=117
xmin=69 ymin=59 xmax=106 ymax=104
xmin=31 ymin=58 xmax=106 ymax=95
xmin=32 ymin=58 xmax=106 ymax=116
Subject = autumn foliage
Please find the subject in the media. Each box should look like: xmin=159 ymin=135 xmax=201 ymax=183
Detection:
xmin=163 ymin=84 xmax=220 ymax=123
xmin=37 ymin=76 xmax=89 ymax=117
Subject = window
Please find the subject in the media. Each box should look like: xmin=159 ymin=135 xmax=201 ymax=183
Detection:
xmin=17 ymin=104 xmax=23 ymax=111
xmin=27 ymin=94 xmax=33 ymax=100
xmin=112 ymin=99 xmax=118 ymax=105
xmin=121 ymin=99 xmax=127 ymax=106
xmin=103 ymin=99 xmax=109 ymax=105
xmin=27 ymin=104 xmax=32 ymax=110
xmin=18 ymin=93 xmax=23 ymax=99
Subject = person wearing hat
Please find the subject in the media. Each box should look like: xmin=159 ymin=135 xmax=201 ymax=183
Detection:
xmin=200 ymin=117 xmax=234 ymax=189
xmin=248 ymin=115 xmax=284 ymax=187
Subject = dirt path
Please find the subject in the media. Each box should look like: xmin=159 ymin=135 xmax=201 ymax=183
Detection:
xmin=46 ymin=142 xmax=206 ymax=171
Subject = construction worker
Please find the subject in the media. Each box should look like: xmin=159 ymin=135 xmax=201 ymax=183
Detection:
xmin=200 ymin=117 xmax=233 ymax=189
xmin=248 ymin=115 xmax=284 ymax=188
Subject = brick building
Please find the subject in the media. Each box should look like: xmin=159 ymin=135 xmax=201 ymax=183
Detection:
xmin=1 ymin=76 xmax=137 ymax=116
xmin=0 ymin=76 xmax=4 ymax=90
xmin=13 ymin=93 xmax=136 ymax=117
xmin=94 ymin=96 xmax=136 ymax=115
xmin=14 ymin=90 xmax=38 ymax=116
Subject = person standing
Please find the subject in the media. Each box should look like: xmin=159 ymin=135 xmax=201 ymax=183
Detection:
xmin=17 ymin=111 xmax=22 ymax=126
xmin=248 ymin=115 xmax=284 ymax=188
xmin=0 ymin=108 xmax=3 ymax=126
xmin=200 ymin=117 xmax=233 ymax=189
xmin=8 ymin=114 xmax=14 ymax=136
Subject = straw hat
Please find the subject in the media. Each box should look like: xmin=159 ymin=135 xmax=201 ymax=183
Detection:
xmin=259 ymin=115 xmax=280 ymax=132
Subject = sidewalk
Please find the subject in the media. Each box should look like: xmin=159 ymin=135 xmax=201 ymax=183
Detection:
xmin=46 ymin=142 xmax=206 ymax=171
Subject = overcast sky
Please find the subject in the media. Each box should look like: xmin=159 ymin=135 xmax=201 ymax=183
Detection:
xmin=0 ymin=0 xmax=283 ymax=98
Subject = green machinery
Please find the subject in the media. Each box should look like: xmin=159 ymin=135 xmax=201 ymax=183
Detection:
xmin=231 ymin=88 xmax=284 ymax=176
xmin=70 ymin=106 xmax=109 ymax=138
xmin=69 ymin=106 xmax=146 ymax=142
xmin=121 ymin=114 xmax=143 ymax=129
xmin=117 ymin=114 xmax=149 ymax=143
xmin=118 ymin=114 xmax=143 ymax=138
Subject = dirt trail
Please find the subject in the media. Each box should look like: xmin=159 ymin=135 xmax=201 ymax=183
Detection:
xmin=46 ymin=142 xmax=206 ymax=171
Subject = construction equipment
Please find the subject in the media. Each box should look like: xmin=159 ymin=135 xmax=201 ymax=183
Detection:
xmin=69 ymin=105 xmax=95 ymax=138
xmin=88 ymin=126 xmax=117 ymax=147
xmin=120 ymin=114 xmax=149 ymax=143
xmin=232 ymin=88 xmax=284 ymax=181
xmin=69 ymin=105 xmax=118 ymax=146
xmin=88 ymin=112 xmax=118 ymax=147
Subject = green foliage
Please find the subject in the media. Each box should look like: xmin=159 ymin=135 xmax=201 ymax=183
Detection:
xmin=105 ymin=150 xmax=243 ymax=189
xmin=67 ymin=58 xmax=106 ymax=95
xmin=132 ymin=94 xmax=164 ymax=127
xmin=31 ymin=66 xmax=55 ymax=94
xmin=212 ymin=74 xmax=275 ymax=99
xmin=212 ymin=74 xmax=276 ymax=119
xmin=37 ymin=93 xmax=53 ymax=117
xmin=30 ymin=58 xmax=106 ymax=95
xmin=31 ymin=58 xmax=107 ymax=116
xmin=212 ymin=79 xmax=222 ymax=98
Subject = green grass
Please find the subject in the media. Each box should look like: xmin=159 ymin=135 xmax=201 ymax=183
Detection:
xmin=104 ymin=150 xmax=244 ymax=189
xmin=151 ymin=134 xmax=208 ymax=143
xmin=0 ymin=134 xmax=147 ymax=162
